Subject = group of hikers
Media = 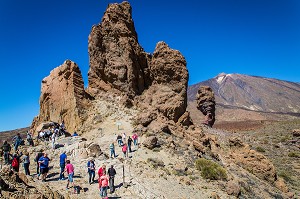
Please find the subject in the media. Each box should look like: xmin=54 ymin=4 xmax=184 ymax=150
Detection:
xmin=1 ymin=127 xmax=139 ymax=199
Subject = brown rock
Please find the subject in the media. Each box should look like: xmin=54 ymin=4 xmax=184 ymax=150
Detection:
xmin=196 ymin=86 xmax=216 ymax=127
xmin=143 ymin=136 xmax=158 ymax=149
xmin=292 ymin=129 xmax=300 ymax=137
xmin=226 ymin=180 xmax=241 ymax=196
xmin=177 ymin=111 xmax=193 ymax=126
xmin=275 ymin=178 xmax=289 ymax=193
xmin=87 ymin=143 xmax=102 ymax=157
xmin=229 ymin=137 xmax=245 ymax=148
xmin=211 ymin=192 xmax=221 ymax=199
xmin=87 ymin=1 xmax=149 ymax=97
xmin=31 ymin=60 xmax=89 ymax=134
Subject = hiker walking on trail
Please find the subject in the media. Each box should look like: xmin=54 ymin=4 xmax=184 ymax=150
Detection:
xmin=13 ymin=133 xmax=22 ymax=151
xmin=64 ymin=160 xmax=75 ymax=190
xmin=127 ymin=137 xmax=133 ymax=153
xmin=99 ymin=170 xmax=109 ymax=199
xmin=38 ymin=153 xmax=50 ymax=182
xmin=59 ymin=151 xmax=67 ymax=180
xmin=109 ymin=142 xmax=116 ymax=158
xmin=98 ymin=165 xmax=106 ymax=179
xmin=35 ymin=150 xmax=43 ymax=178
xmin=22 ymin=152 xmax=30 ymax=175
xmin=108 ymin=165 xmax=116 ymax=194
xmin=122 ymin=144 xmax=127 ymax=158
xmin=2 ymin=140 xmax=11 ymax=164
xmin=132 ymin=133 xmax=138 ymax=146
xmin=87 ymin=159 xmax=96 ymax=184
xmin=116 ymin=134 xmax=122 ymax=146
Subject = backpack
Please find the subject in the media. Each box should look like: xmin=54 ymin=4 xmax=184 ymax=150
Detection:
xmin=12 ymin=157 xmax=19 ymax=168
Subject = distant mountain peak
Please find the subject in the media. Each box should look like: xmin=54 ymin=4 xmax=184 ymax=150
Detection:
xmin=188 ymin=74 xmax=300 ymax=115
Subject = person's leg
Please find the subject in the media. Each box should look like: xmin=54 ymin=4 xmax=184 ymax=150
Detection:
xmin=88 ymin=171 xmax=92 ymax=184
xmin=92 ymin=171 xmax=95 ymax=182
xmin=28 ymin=163 xmax=30 ymax=175
xmin=4 ymin=152 xmax=9 ymax=164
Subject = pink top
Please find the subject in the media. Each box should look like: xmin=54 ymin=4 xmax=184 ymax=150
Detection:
xmin=65 ymin=163 xmax=74 ymax=174
xmin=122 ymin=145 xmax=127 ymax=152
xmin=132 ymin=133 xmax=138 ymax=140
xmin=99 ymin=175 xmax=109 ymax=187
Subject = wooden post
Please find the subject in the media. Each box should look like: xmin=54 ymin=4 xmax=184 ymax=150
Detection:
xmin=122 ymin=164 xmax=125 ymax=184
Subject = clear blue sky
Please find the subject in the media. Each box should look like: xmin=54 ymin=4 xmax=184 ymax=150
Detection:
xmin=1 ymin=0 xmax=300 ymax=131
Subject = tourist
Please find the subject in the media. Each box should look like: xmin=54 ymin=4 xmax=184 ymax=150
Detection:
xmin=132 ymin=133 xmax=138 ymax=146
xmin=116 ymin=134 xmax=122 ymax=146
xmin=22 ymin=152 xmax=30 ymax=175
xmin=11 ymin=152 xmax=22 ymax=172
xmin=122 ymin=144 xmax=127 ymax=158
xmin=109 ymin=142 xmax=116 ymax=158
xmin=73 ymin=132 xmax=78 ymax=136
xmin=87 ymin=159 xmax=96 ymax=184
xmin=26 ymin=131 xmax=34 ymax=146
xmin=122 ymin=133 xmax=126 ymax=145
xmin=51 ymin=132 xmax=56 ymax=149
xmin=2 ymin=140 xmax=11 ymax=165
xmin=35 ymin=149 xmax=44 ymax=178
xmin=99 ymin=170 xmax=109 ymax=199
xmin=13 ymin=133 xmax=22 ymax=151
xmin=108 ymin=165 xmax=116 ymax=193
xmin=127 ymin=137 xmax=133 ymax=153
xmin=59 ymin=151 xmax=67 ymax=180
xmin=98 ymin=164 xmax=106 ymax=179
xmin=38 ymin=153 xmax=50 ymax=182
xmin=64 ymin=160 xmax=75 ymax=190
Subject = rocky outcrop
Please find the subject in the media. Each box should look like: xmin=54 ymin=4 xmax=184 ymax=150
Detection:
xmin=196 ymin=86 xmax=216 ymax=127
xmin=228 ymin=137 xmax=277 ymax=183
xmin=143 ymin=136 xmax=158 ymax=149
xmin=87 ymin=1 xmax=149 ymax=97
xmin=31 ymin=60 xmax=89 ymax=133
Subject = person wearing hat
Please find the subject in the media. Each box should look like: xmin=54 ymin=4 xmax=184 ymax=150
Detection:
xmin=59 ymin=151 xmax=67 ymax=180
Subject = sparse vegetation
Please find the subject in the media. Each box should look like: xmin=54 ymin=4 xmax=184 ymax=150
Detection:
xmin=147 ymin=158 xmax=164 ymax=168
xmin=278 ymin=170 xmax=293 ymax=183
xmin=256 ymin=146 xmax=266 ymax=152
xmin=288 ymin=152 xmax=300 ymax=158
xmin=195 ymin=158 xmax=227 ymax=180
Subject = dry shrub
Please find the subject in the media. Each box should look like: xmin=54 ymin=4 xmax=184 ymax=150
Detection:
xmin=195 ymin=158 xmax=227 ymax=180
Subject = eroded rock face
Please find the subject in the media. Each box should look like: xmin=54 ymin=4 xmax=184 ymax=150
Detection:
xmin=87 ymin=1 xmax=149 ymax=97
xmin=196 ymin=86 xmax=216 ymax=127
xmin=31 ymin=60 xmax=89 ymax=133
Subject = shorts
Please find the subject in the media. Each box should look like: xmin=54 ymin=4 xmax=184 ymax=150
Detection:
xmin=68 ymin=173 xmax=74 ymax=182
xmin=40 ymin=168 xmax=49 ymax=174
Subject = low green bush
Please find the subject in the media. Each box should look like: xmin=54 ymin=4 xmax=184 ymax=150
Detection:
xmin=256 ymin=146 xmax=266 ymax=152
xmin=288 ymin=152 xmax=300 ymax=158
xmin=195 ymin=158 xmax=227 ymax=180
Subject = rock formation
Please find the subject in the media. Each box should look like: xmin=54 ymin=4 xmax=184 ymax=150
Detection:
xmin=87 ymin=1 xmax=150 ymax=97
xmin=196 ymin=86 xmax=216 ymax=127
xmin=139 ymin=42 xmax=188 ymax=122
xmin=31 ymin=60 xmax=89 ymax=133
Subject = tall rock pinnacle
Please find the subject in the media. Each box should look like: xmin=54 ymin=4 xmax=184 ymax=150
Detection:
xmin=87 ymin=1 xmax=149 ymax=97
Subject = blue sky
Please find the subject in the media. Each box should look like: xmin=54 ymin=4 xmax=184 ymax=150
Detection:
xmin=0 ymin=0 xmax=300 ymax=131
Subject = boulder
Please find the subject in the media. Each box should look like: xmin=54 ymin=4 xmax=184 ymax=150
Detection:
xmin=292 ymin=129 xmax=300 ymax=137
xmin=31 ymin=60 xmax=89 ymax=134
xmin=226 ymin=180 xmax=241 ymax=197
xmin=143 ymin=136 xmax=158 ymax=149
xmin=87 ymin=143 xmax=102 ymax=157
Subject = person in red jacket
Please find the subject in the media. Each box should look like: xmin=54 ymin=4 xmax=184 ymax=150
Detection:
xmin=98 ymin=164 xmax=106 ymax=179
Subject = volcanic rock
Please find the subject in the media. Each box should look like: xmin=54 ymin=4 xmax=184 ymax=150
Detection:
xmin=87 ymin=1 xmax=149 ymax=97
xmin=31 ymin=60 xmax=89 ymax=133
xmin=143 ymin=136 xmax=158 ymax=149
xmin=196 ymin=86 xmax=216 ymax=127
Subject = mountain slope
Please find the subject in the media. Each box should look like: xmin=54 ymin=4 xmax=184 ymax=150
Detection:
xmin=188 ymin=73 xmax=300 ymax=115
